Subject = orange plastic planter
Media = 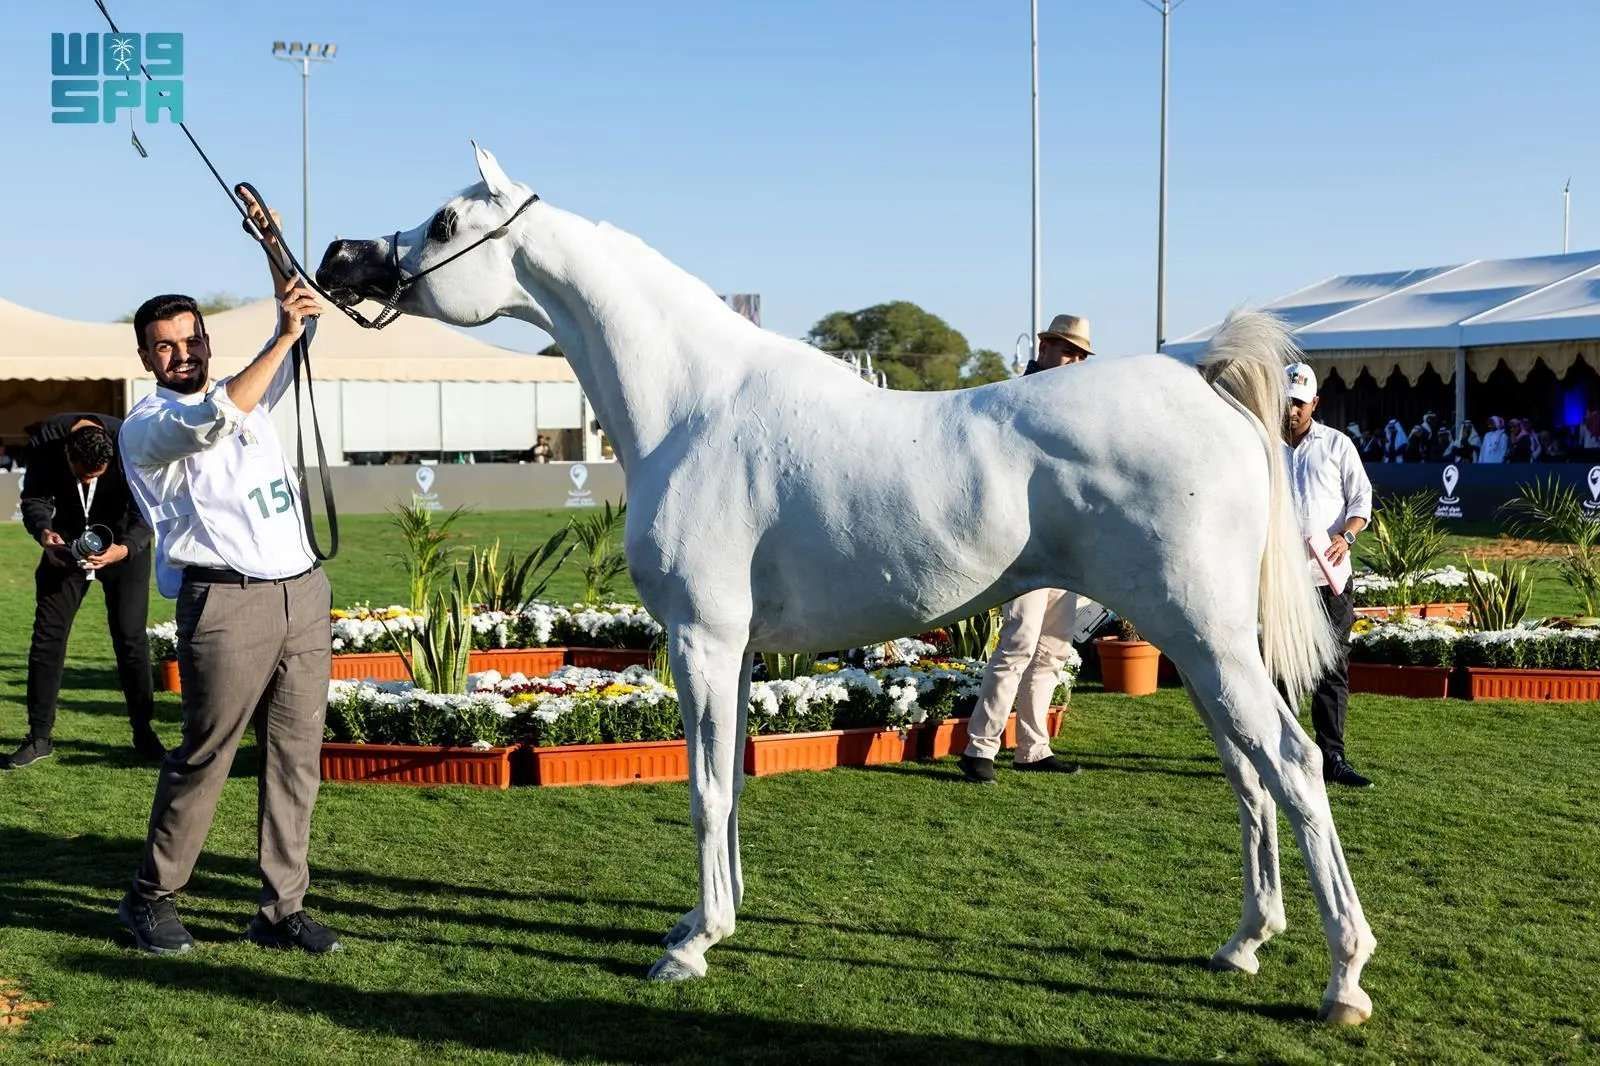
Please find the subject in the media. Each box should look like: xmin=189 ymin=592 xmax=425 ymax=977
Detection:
xmin=158 ymin=646 xmax=639 ymax=694
xmin=469 ymin=648 xmax=567 ymax=677
xmin=744 ymin=730 xmax=848 ymax=775
xmin=565 ymin=647 xmax=654 ymax=670
xmin=1465 ymin=667 xmax=1600 ymax=702
xmin=1095 ymin=639 xmax=1161 ymax=696
xmin=1348 ymin=662 xmax=1452 ymax=699
xmin=319 ymin=742 xmax=514 ymax=789
xmin=527 ymin=738 xmax=689 ymax=786
xmin=156 ymin=660 xmax=181 ymax=693
xmin=1353 ymin=603 xmax=1470 ymax=621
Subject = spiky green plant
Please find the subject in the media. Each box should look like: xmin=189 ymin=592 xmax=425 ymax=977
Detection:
xmin=379 ymin=568 xmax=475 ymax=694
xmin=1361 ymin=491 xmax=1450 ymax=605
xmin=1500 ymin=477 xmax=1600 ymax=615
xmin=388 ymin=503 xmax=468 ymax=613
xmin=1463 ymin=556 xmax=1532 ymax=632
xmin=759 ymin=652 xmax=819 ymax=681
xmin=947 ymin=607 xmax=1000 ymax=660
xmin=465 ymin=529 xmax=574 ymax=612
xmin=569 ymin=499 xmax=629 ymax=604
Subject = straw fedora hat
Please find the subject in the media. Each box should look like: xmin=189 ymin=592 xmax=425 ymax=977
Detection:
xmin=1038 ymin=313 xmax=1093 ymax=356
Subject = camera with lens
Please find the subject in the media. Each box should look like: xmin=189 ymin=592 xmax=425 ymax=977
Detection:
xmin=69 ymin=524 xmax=115 ymax=563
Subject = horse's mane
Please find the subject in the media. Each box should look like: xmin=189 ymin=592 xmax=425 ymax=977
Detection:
xmin=586 ymin=219 xmax=864 ymax=379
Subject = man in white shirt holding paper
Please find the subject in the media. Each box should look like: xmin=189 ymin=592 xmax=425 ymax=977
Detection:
xmin=114 ymin=192 xmax=342 ymax=956
xmin=1283 ymin=362 xmax=1374 ymax=789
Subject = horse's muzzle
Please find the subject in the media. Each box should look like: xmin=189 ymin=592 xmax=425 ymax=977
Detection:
xmin=315 ymin=238 xmax=398 ymax=307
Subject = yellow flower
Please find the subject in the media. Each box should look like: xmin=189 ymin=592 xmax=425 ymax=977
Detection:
xmin=1352 ymin=618 xmax=1375 ymax=635
xmin=813 ymin=662 xmax=842 ymax=673
xmin=599 ymin=683 xmax=641 ymax=697
xmin=330 ymin=609 xmax=348 ymax=620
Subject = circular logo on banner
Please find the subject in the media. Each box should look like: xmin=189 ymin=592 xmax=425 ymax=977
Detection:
xmin=565 ymin=462 xmax=596 ymax=509
xmin=1435 ymin=463 xmax=1462 ymax=519
xmin=412 ymin=464 xmax=441 ymax=511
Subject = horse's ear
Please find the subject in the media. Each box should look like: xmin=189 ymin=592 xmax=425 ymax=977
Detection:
xmin=471 ymin=140 xmax=517 ymax=201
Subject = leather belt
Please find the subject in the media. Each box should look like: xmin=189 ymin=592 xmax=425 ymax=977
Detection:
xmin=182 ymin=563 xmax=318 ymax=587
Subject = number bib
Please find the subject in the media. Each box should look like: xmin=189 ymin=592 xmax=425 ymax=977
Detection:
xmin=183 ymin=405 xmax=313 ymax=577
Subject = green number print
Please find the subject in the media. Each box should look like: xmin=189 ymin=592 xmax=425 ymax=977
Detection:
xmin=247 ymin=479 xmax=294 ymax=519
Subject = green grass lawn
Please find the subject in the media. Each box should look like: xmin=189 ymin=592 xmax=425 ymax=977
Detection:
xmin=1 ymin=514 xmax=1598 ymax=1063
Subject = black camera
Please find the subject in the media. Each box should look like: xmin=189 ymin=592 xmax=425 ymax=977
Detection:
xmin=69 ymin=524 xmax=115 ymax=563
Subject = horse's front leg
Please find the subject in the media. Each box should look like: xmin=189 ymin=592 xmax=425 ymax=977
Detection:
xmin=649 ymin=620 xmax=750 ymax=981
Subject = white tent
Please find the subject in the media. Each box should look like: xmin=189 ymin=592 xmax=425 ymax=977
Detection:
xmin=0 ymin=297 xmax=599 ymax=462
xmin=1163 ymin=250 xmax=1600 ymax=426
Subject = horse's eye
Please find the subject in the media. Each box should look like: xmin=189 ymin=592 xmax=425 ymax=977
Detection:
xmin=429 ymin=208 xmax=458 ymax=243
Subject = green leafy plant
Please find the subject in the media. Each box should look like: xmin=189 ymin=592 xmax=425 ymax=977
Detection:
xmin=947 ymin=607 xmax=1000 ymax=659
xmin=1114 ymin=617 xmax=1143 ymax=643
xmin=759 ymin=652 xmax=819 ymax=681
xmin=1500 ymin=478 xmax=1600 ymax=615
xmin=1462 ymin=556 xmax=1532 ymax=632
xmin=379 ymin=568 xmax=475 ymax=694
xmin=464 ymin=529 xmax=574 ymax=612
xmin=568 ymin=499 xmax=629 ymax=604
xmin=388 ymin=502 xmax=469 ymax=613
xmin=1361 ymin=491 xmax=1450 ymax=605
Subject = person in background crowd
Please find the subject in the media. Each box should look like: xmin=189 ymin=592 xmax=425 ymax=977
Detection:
xmin=1382 ymin=419 xmax=1408 ymax=462
xmin=1428 ymin=426 xmax=1452 ymax=462
xmin=1283 ymin=362 xmax=1374 ymax=788
xmin=1455 ymin=420 xmax=1480 ymax=463
xmin=532 ymin=435 xmax=553 ymax=463
xmin=1357 ymin=426 xmax=1385 ymax=464
xmin=1345 ymin=422 xmax=1361 ymax=443
xmin=1578 ymin=407 xmax=1600 ymax=456
xmin=1403 ymin=425 xmax=1431 ymax=463
xmin=1508 ymin=418 xmax=1535 ymax=463
xmin=1479 ymin=415 xmax=1509 ymax=463
xmin=1538 ymin=428 xmax=1565 ymax=462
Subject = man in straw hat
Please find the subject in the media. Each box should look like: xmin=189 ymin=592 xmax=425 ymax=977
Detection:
xmin=958 ymin=314 xmax=1096 ymax=783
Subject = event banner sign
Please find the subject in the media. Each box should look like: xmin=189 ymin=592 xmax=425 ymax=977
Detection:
xmin=1365 ymin=462 xmax=1600 ymax=523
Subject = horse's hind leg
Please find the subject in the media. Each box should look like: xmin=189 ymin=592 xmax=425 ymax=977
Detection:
xmin=1169 ymin=639 xmax=1377 ymax=1024
xmin=1181 ymin=680 xmax=1286 ymax=974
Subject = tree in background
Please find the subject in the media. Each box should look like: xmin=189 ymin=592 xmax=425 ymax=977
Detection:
xmin=118 ymin=292 xmax=248 ymax=322
xmin=807 ymin=301 xmax=1009 ymax=390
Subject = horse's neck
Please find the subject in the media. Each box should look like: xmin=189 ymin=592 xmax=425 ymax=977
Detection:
xmin=508 ymin=209 xmax=733 ymax=466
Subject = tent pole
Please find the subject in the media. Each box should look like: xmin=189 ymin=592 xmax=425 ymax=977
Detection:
xmin=1454 ymin=347 xmax=1468 ymax=436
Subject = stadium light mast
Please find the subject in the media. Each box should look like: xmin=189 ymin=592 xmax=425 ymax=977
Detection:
xmin=1137 ymin=0 xmax=1186 ymax=351
xmin=1029 ymin=0 xmax=1041 ymax=368
xmin=271 ymin=41 xmax=338 ymax=267
xmin=1564 ymin=178 xmax=1571 ymax=254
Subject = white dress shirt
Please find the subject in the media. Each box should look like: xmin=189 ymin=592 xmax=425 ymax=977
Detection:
xmin=1284 ymin=420 xmax=1373 ymax=588
xmin=120 ymin=327 xmax=317 ymax=597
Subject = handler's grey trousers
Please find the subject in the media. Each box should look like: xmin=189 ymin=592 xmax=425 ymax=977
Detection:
xmin=132 ymin=567 xmax=331 ymax=922
xmin=964 ymin=588 xmax=1077 ymax=763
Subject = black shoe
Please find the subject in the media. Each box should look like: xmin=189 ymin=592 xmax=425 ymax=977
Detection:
xmin=1 ymin=737 xmax=53 ymax=770
xmin=1325 ymin=757 xmax=1373 ymax=789
xmin=958 ymin=754 xmax=997 ymax=784
xmin=246 ymin=910 xmax=342 ymax=954
xmin=132 ymin=726 xmax=166 ymax=763
xmin=118 ymin=892 xmax=194 ymax=955
xmin=1014 ymin=754 xmax=1082 ymax=775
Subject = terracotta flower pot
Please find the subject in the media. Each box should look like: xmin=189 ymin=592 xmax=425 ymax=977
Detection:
xmin=525 ymin=738 xmax=689 ymax=787
xmin=1095 ymin=638 xmax=1161 ymax=696
xmin=319 ymin=741 xmax=514 ymax=789
xmin=1347 ymin=661 xmax=1452 ymax=699
xmin=155 ymin=659 xmax=181 ymax=693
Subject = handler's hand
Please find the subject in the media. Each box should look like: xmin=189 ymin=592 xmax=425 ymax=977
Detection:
xmin=239 ymin=186 xmax=298 ymax=291
xmin=85 ymin=543 xmax=129 ymax=570
xmin=39 ymin=530 xmax=72 ymax=568
xmin=277 ymin=285 xmax=324 ymax=341
xmin=1325 ymin=536 xmax=1350 ymax=566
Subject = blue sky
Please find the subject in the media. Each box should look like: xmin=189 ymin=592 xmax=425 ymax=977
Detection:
xmin=7 ymin=1 xmax=1597 ymax=359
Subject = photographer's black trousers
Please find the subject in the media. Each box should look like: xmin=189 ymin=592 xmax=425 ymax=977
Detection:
xmin=1310 ymin=586 xmax=1357 ymax=762
xmin=25 ymin=552 xmax=155 ymax=741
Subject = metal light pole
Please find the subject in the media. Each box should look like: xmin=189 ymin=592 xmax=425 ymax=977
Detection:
xmin=1564 ymin=178 xmax=1571 ymax=254
xmin=1030 ymin=0 xmax=1041 ymax=365
xmin=271 ymin=41 xmax=338 ymax=267
xmin=1139 ymin=0 xmax=1185 ymax=351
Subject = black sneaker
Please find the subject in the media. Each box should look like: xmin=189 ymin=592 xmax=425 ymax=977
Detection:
xmin=958 ymin=754 xmax=997 ymax=784
xmin=118 ymin=892 xmax=194 ymax=954
xmin=1325 ymin=757 xmax=1374 ymax=789
xmin=132 ymin=726 xmax=167 ymax=763
xmin=1 ymin=737 xmax=53 ymax=770
xmin=1014 ymin=755 xmax=1082 ymax=775
xmin=246 ymin=910 xmax=342 ymax=954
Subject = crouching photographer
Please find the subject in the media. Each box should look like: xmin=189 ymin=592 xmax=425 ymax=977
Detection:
xmin=8 ymin=415 xmax=164 ymax=769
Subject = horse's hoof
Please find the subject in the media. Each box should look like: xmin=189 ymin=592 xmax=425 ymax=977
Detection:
xmin=1318 ymin=999 xmax=1372 ymax=1026
xmin=1208 ymin=948 xmax=1259 ymax=975
xmin=647 ymin=952 xmax=706 ymax=982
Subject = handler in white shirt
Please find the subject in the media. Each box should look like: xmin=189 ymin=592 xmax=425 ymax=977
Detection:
xmin=1283 ymin=362 xmax=1374 ymax=789
xmin=115 ymin=191 xmax=342 ymax=957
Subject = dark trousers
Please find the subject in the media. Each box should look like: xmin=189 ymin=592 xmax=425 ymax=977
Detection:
xmin=1311 ymin=586 xmax=1357 ymax=761
xmin=26 ymin=551 xmax=154 ymax=741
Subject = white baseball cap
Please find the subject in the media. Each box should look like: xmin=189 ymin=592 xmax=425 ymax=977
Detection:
xmin=1285 ymin=362 xmax=1317 ymax=403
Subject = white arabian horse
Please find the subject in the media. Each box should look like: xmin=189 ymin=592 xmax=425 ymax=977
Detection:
xmin=317 ymin=144 xmax=1377 ymax=1024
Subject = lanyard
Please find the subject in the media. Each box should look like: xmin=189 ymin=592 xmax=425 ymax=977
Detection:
xmin=77 ymin=476 xmax=98 ymax=520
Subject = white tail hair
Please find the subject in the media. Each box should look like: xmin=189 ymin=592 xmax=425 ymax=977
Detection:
xmin=1198 ymin=310 xmax=1340 ymax=704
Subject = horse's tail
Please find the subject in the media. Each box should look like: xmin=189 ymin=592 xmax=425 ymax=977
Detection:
xmin=1196 ymin=310 xmax=1339 ymax=704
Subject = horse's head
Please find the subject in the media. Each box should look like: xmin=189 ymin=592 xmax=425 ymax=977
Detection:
xmin=315 ymin=143 xmax=542 ymax=328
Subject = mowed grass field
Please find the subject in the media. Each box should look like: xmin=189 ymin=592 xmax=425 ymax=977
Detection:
xmin=0 ymin=511 xmax=1597 ymax=1063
